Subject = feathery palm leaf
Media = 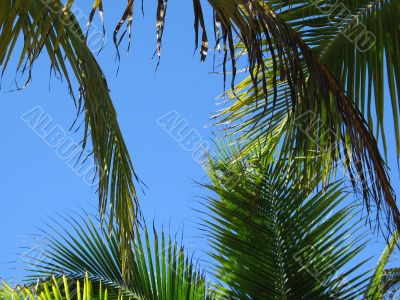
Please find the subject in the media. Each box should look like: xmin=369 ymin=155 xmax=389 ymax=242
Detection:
xmin=22 ymin=214 xmax=207 ymax=300
xmin=0 ymin=0 xmax=139 ymax=265
xmin=202 ymin=145 xmax=369 ymax=299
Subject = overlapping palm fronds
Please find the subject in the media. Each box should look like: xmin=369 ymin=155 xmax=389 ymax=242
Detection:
xmin=21 ymin=214 xmax=207 ymax=300
xmin=68 ymin=0 xmax=400 ymax=241
xmin=2 ymin=0 xmax=399 ymax=285
xmin=311 ymin=0 xmax=400 ymax=156
xmin=200 ymin=1 xmax=400 ymax=237
xmin=6 ymin=142 xmax=400 ymax=299
xmin=110 ymin=0 xmax=398 ymax=240
xmin=0 ymin=0 xmax=139 ymax=267
xmin=202 ymin=145 xmax=369 ymax=299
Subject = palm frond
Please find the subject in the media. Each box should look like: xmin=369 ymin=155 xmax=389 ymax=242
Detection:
xmin=4 ymin=0 xmax=399 ymax=286
xmin=22 ymin=214 xmax=207 ymax=300
xmin=0 ymin=0 xmax=139 ymax=266
xmin=202 ymin=144 xmax=369 ymax=299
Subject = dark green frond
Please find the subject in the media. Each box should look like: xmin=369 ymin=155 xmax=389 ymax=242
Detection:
xmin=314 ymin=0 xmax=400 ymax=156
xmin=264 ymin=0 xmax=400 ymax=158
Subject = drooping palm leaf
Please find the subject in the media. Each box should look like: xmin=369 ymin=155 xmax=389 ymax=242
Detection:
xmin=3 ymin=0 xmax=399 ymax=284
xmin=261 ymin=0 xmax=400 ymax=158
xmin=0 ymin=0 xmax=139 ymax=267
xmin=202 ymin=145 xmax=369 ymax=299
xmin=22 ymin=214 xmax=207 ymax=300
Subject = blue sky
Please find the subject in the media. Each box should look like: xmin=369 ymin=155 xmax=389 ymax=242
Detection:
xmin=0 ymin=1 xmax=398 ymax=283
xmin=0 ymin=0 xmax=221 ymax=279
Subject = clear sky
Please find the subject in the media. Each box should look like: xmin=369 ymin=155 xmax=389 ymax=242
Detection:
xmin=0 ymin=1 xmax=398 ymax=283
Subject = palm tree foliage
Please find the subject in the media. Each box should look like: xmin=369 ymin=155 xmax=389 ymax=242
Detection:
xmin=2 ymin=0 xmax=400 ymax=297
xmin=224 ymin=0 xmax=400 ymax=156
xmin=380 ymin=267 xmax=400 ymax=299
xmin=205 ymin=0 xmax=400 ymax=236
xmin=364 ymin=230 xmax=399 ymax=299
xmin=2 ymin=151 xmax=375 ymax=299
xmin=202 ymin=146 xmax=370 ymax=299
xmin=3 ymin=145 xmax=400 ymax=299
xmin=2 ymin=0 xmax=400 ymax=265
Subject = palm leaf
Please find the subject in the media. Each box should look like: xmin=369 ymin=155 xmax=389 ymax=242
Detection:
xmin=260 ymin=0 xmax=400 ymax=158
xmin=0 ymin=0 xmax=139 ymax=266
xmin=4 ymin=0 xmax=399 ymax=284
